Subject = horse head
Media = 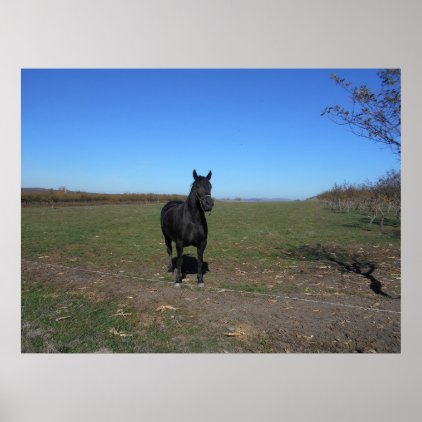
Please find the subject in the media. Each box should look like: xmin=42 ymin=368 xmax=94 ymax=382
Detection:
xmin=192 ymin=169 xmax=214 ymax=212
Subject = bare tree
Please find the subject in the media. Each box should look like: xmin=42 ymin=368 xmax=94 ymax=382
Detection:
xmin=321 ymin=69 xmax=401 ymax=156
xmin=316 ymin=170 xmax=400 ymax=233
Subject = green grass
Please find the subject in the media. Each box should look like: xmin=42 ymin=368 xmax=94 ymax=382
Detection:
xmin=22 ymin=277 xmax=139 ymax=353
xmin=22 ymin=201 xmax=400 ymax=352
xmin=22 ymin=201 xmax=399 ymax=271
xmin=21 ymin=204 xmax=163 ymax=273
xmin=21 ymin=276 xmax=229 ymax=353
xmin=21 ymin=201 xmax=400 ymax=290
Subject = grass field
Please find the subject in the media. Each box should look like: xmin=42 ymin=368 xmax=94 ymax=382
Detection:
xmin=21 ymin=201 xmax=401 ymax=353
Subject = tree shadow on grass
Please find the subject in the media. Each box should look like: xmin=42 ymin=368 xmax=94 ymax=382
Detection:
xmin=332 ymin=214 xmax=401 ymax=238
xmin=324 ymin=209 xmax=401 ymax=238
xmin=279 ymin=244 xmax=399 ymax=299
xmin=340 ymin=221 xmax=401 ymax=239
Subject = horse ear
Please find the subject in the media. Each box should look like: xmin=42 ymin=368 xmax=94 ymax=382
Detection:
xmin=206 ymin=171 xmax=212 ymax=180
xmin=193 ymin=170 xmax=198 ymax=180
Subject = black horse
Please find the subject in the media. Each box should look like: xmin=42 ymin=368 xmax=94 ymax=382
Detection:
xmin=161 ymin=170 xmax=214 ymax=287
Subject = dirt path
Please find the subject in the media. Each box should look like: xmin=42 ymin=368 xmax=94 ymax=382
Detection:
xmin=22 ymin=259 xmax=401 ymax=353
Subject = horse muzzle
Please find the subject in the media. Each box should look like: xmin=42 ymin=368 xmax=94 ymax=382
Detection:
xmin=201 ymin=195 xmax=214 ymax=212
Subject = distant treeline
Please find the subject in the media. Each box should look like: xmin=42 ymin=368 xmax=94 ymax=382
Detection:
xmin=315 ymin=169 xmax=400 ymax=233
xmin=21 ymin=188 xmax=186 ymax=207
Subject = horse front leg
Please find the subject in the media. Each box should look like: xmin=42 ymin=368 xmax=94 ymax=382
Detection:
xmin=164 ymin=235 xmax=173 ymax=272
xmin=197 ymin=240 xmax=207 ymax=287
xmin=175 ymin=241 xmax=184 ymax=286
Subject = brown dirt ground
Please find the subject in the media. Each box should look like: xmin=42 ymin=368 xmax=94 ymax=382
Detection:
xmin=22 ymin=254 xmax=400 ymax=353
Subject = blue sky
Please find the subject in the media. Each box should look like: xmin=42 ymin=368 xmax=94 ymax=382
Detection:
xmin=21 ymin=69 xmax=400 ymax=200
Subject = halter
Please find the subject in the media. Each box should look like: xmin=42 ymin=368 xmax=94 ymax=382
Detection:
xmin=195 ymin=192 xmax=212 ymax=215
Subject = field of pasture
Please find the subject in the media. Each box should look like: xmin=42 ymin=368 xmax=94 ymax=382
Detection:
xmin=21 ymin=201 xmax=401 ymax=353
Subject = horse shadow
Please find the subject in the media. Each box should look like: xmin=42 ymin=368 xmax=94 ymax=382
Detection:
xmin=279 ymin=244 xmax=399 ymax=299
xmin=169 ymin=254 xmax=209 ymax=279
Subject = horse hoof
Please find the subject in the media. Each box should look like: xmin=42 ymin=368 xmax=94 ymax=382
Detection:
xmin=197 ymin=283 xmax=205 ymax=288
xmin=174 ymin=283 xmax=181 ymax=288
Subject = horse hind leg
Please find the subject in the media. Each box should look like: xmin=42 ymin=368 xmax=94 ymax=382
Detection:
xmin=196 ymin=240 xmax=207 ymax=287
xmin=175 ymin=241 xmax=184 ymax=286
xmin=164 ymin=235 xmax=173 ymax=272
